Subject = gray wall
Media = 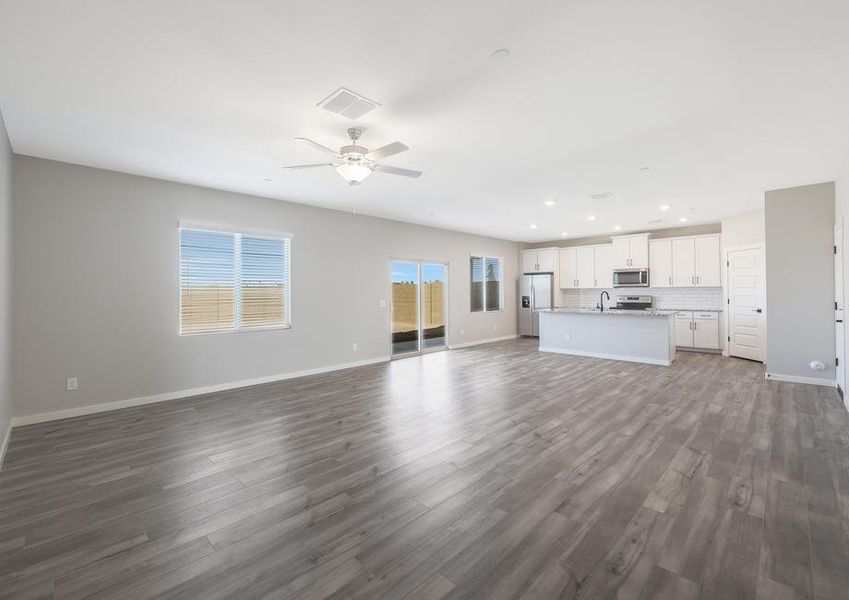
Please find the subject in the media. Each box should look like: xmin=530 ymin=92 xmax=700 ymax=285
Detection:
xmin=12 ymin=156 xmax=519 ymax=418
xmin=0 ymin=111 xmax=11 ymax=444
xmin=765 ymin=182 xmax=835 ymax=383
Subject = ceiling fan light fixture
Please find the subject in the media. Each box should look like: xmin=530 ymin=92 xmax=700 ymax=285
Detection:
xmin=336 ymin=162 xmax=372 ymax=185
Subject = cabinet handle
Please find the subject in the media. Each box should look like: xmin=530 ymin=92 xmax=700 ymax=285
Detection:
xmin=691 ymin=276 xmax=695 ymax=285
xmin=668 ymin=276 xmax=672 ymax=285
xmin=696 ymin=276 xmax=700 ymax=284
xmin=594 ymin=278 xmax=597 ymax=287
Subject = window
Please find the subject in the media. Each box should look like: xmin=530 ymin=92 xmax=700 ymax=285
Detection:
xmin=470 ymin=256 xmax=503 ymax=312
xmin=179 ymin=226 xmax=291 ymax=334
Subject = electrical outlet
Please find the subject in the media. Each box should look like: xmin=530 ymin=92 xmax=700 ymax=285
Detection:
xmin=66 ymin=377 xmax=78 ymax=391
xmin=564 ymin=333 xmax=571 ymax=341
xmin=379 ymin=299 xmax=386 ymax=308
xmin=352 ymin=342 xmax=358 ymax=352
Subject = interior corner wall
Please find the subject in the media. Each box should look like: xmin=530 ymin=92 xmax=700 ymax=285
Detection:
xmin=0 ymin=110 xmax=12 ymax=452
xmin=11 ymin=156 xmax=519 ymax=421
xmin=765 ymin=182 xmax=835 ymax=384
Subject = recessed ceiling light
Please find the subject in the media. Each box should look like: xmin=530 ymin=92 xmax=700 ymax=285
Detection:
xmin=613 ymin=225 xmax=622 ymax=231
xmin=640 ymin=166 xmax=651 ymax=171
xmin=587 ymin=215 xmax=596 ymax=221
xmin=544 ymin=200 xmax=555 ymax=207
xmin=491 ymin=48 xmax=511 ymax=60
xmin=561 ymin=232 xmax=568 ymax=237
xmin=679 ymin=217 xmax=688 ymax=222
xmin=659 ymin=205 xmax=671 ymax=211
xmin=530 ymin=223 xmax=538 ymax=229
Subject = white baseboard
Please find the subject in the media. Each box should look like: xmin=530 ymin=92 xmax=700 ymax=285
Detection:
xmin=448 ymin=334 xmax=518 ymax=350
xmin=765 ymin=372 xmax=837 ymax=387
xmin=0 ymin=423 xmax=11 ymax=470
xmin=11 ymin=356 xmax=391 ymax=427
xmin=539 ymin=346 xmax=672 ymax=367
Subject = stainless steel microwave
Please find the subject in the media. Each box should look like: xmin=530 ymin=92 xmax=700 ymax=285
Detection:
xmin=613 ymin=268 xmax=649 ymax=287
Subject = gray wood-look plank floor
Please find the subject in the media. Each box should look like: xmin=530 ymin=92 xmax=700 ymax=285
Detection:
xmin=1 ymin=338 xmax=848 ymax=599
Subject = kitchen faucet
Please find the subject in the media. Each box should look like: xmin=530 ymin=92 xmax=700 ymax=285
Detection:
xmin=599 ymin=290 xmax=610 ymax=312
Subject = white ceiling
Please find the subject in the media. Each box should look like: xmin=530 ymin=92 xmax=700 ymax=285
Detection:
xmin=2 ymin=0 xmax=849 ymax=242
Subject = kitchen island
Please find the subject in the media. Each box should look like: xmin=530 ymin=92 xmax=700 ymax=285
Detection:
xmin=539 ymin=308 xmax=676 ymax=366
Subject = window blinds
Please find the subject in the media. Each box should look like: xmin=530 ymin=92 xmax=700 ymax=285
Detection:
xmin=179 ymin=227 xmax=290 ymax=334
xmin=470 ymin=256 xmax=502 ymax=312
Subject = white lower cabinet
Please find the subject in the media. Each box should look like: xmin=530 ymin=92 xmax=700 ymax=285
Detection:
xmin=674 ymin=311 xmax=720 ymax=350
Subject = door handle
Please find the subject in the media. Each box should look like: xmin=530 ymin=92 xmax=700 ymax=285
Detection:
xmin=837 ymin=319 xmax=844 ymax=323
xmin=752 ymin=308 xmax=762 ymax=313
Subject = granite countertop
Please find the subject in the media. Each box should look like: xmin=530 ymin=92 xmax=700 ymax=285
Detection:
xmin=542 ymin=308 xmax=676 ymax=317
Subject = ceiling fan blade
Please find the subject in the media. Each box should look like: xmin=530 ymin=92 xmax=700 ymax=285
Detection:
xmin=281 ymin=163 xmax=334 ymax=170
xmin=364 ymin=142 xmax=409 ymax=161
xmin=294 ymin=137 xmax=339 ymax=156
xmin=372 ymin=164 xmax=422 ymax=178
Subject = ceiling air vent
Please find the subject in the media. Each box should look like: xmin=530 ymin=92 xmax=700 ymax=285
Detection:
xmin=317 ymin=87 xmax=380 ymax=120
xmin=589 ymin=192 xmax=616 ymax=201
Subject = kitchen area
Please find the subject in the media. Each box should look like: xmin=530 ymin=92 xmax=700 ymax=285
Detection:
xmin=519 ymin=230 xmax=725 ymax=365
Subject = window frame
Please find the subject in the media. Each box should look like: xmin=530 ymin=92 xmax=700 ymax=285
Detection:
xmin=469 ymin=255 xmax=504 ymax=313
xmin=178 ymin=224 xmax=293 ymax=336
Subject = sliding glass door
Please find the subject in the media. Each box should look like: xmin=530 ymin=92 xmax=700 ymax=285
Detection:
xmin=391 ymin=260 xmax=448 ymax=356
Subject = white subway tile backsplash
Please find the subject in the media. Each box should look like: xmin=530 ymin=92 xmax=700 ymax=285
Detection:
xmin=557 ymin=287 xmax=724 ymax=311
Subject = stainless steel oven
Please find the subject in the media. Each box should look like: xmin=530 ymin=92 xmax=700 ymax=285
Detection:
xmin=613 ymin=268 xmax=649 ymax=287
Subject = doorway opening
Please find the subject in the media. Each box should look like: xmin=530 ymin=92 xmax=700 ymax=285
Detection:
xmin=390 ymin=260 xmax=448 ymax=357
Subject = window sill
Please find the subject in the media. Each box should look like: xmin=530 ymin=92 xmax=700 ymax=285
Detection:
xmin=180 ymin=324 xmax=293 ymax=337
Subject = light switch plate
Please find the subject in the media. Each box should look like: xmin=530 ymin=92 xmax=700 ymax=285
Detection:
xmin=67 ymin=377 xmax=78 ymax=391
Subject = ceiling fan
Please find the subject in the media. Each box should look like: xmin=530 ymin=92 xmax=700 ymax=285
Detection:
xmin=282 ymin=128 xmax=422 ymax=185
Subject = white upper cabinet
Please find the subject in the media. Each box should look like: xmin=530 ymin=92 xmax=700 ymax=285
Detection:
xmin=694 ymin=236 xmax=721 ymax=287
xmin=577 ymin=247 xmax=595 ymax=288
xmin=559 ymin=247 xmax=578 ymax=289
xmin=521 ymin=248 xmax=558 ymax=273
xmin=559 ymin=245 xmax=612 ymax=289
xmin=612 ymin=238 xmax=630 ymax=269
xmin=611 ymin=234 xmax=649 ymax=269
xmin=537 ymin=248 xmax=558 ymax=273
xmin=671 ymin=234 xmax=721 ymax=287
xmin=521 ymin=250 xmax=537 ymax=273
xmin=594 ymin=244 xmax=614 ymax=288
xmin=672 ymin=238 xmax=696 ymax=287
xmin=649 ymin=239 xmax=673 ymax=288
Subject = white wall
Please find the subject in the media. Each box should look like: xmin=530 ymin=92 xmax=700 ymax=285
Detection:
xmin=0 ymin=110 xmax=12 ymax=455
xmin=11 ymin=157 xmax=518 ymax=420
xmin=836 ymin=157 xmax=849 ymax=403
xmin=765 ymin=182 xmax=835 ymax=384
xmin=721 ymin=209 xmax=764 ymax=249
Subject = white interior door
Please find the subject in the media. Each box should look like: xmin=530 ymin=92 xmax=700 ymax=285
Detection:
xmin=727 ymin=247 xmax=766 ymax=362
xmin=835 ymin=222 xmax=844 ymax=391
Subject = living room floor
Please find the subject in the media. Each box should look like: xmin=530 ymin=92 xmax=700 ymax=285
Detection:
xmin=1 ymin=338 xmax=847 ymax=600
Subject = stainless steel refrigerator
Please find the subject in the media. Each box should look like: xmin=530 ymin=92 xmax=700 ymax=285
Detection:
xmin=519 ymin=273 xmax=553 ymax=337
